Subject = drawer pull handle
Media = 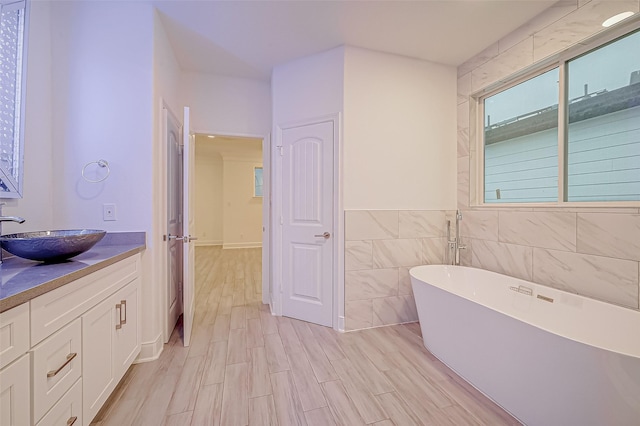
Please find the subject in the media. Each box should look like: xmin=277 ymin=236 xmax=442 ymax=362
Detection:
xmin=47 ymin=353 xmax=77 ymax=378
xmin=121 ymin=299 xmax=127 ymax=325
xmin=116 ymin=303 xmax=122 ymax=329
xmin=67 ymin=416 xmax=78 ymax=426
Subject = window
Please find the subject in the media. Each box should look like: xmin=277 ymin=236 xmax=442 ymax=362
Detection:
xmin=484 ymin=68 xmax=559 ymax=203
xmin=254 ymin=167 xmax=263 ymax=197
xmin=0 ymin=0 xmax=28 ymax=197
xmin=477 ymin=25 xmax=640 ymax=205
xmin=566 ymin=31 xmax=640 ymax=201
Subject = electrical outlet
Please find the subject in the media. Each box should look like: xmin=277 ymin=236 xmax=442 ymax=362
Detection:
xmin=103 ymin=203 xmax=116 ymax=221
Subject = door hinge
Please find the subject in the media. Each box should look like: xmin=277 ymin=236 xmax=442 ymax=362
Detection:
xmin=280 ymin=216 xmax=283 ymax=225
xmin=276 ymin=145 xmax=283 ymax=156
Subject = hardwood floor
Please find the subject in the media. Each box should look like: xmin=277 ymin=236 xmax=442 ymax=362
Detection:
xmin=91 ymin=246 xmax=520 ymax=426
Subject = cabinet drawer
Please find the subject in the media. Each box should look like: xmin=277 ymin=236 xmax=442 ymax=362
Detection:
xmin=0 ymin=353 xmax=31 ymax=426
xmin=0 ymin=302 xmax=29 ymax=369
xmin=31 ymin=255 xmax=140 ymax=346
xmin=36 ymin=378 xmax=82 ymax=426
xmin=32 ymin=318 xmax=82 ymax=423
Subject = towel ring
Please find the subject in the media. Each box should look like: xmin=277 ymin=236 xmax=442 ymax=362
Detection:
xmin=82 ymin=159 xmax=110 ymax=183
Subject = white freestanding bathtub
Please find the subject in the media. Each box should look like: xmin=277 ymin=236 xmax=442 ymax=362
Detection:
xmin=410 ymin=265 xmax=640 ymax=426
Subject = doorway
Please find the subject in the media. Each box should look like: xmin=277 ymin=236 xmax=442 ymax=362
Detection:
xmin=193 ymin=134 xmax=264 ymax=251
xmin=163 ymin=124 xmax=271 ymax=344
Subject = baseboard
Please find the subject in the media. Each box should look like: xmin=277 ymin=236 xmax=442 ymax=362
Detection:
xmin=134 ymin=332 xmax=164 ymax=363
xmin=223 ymin=242 xmax=262 ymax=249
xmin=195 ymin=240 xmax=222 ymax=247
xmin=343 ymin=319 xmax=419 ymax=333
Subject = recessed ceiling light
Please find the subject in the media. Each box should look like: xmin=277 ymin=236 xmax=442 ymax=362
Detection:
xmin=602 ymin=11 xmax=634 ymax=27
xmin=207 ymin=135 xmax=215 ymax=139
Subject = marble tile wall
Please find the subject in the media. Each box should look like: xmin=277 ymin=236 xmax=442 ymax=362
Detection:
xmin=457 ymin=0 xmax=640 ymax=310
xmin=344 ymin=210 xmax=452 ymax=330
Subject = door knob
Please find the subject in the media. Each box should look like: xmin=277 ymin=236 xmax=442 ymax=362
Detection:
xmin=167 ymin=234 xmax=185 ymax=241
xmin=314 ymin=232 xmax=331 ymax=239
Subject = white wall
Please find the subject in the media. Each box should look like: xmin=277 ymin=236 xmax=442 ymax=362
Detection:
xmin=222 ymin=156 xmax=263 ymax=248
xmin=48 ymin=1 xmax=161 ymax=357
xmin=194 ymin=148 xmax=223 ymax=245
xmin=153 ymin=11 xmax=182 ymax=118
xmin=181 ymin=71 xmax=271 ymax=136
xmin=343 ymin=46 xmax=457 ymax=210
xmin=271 ymin=45 xmax=457 ymax=211
xmin=2 ymin=0 xmax=53 ymax=234
xmin=49 ymin=1 xmax=155 ymax=232
xmin=272 ymin=46 xmax=345 ymax=126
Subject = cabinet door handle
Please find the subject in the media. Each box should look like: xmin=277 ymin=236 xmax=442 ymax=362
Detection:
xmin=47 ymin=353 xmax=77 ymax=378
xmin=67 ymin=416 xmax=78 ymax=426
xmin=121 ymin=299 xmax=127 ymax=325
xmin=116 ymin=303 xmax=122 ymax=329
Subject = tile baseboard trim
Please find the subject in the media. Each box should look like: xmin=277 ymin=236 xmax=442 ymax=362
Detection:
xmin=345 ymin=320 xmax=419 ymax=333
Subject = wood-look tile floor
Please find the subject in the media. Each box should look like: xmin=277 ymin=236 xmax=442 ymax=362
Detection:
xmin=91 ymin=247 xmax=520 ymax=426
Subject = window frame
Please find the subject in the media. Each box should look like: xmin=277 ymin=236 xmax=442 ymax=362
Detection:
xmin=471 ymin=16 xmax=640 ymax=208
xmin=0 ymin=0 xmax=29 ymax=199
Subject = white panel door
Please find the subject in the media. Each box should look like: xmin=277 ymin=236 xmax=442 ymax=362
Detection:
xmin=165 ymin=107 xmax=183 ymax=342
xmin=113 ymin=279 xmax=140 ymax=379
xmin=82 ymin=297 xmax=115 ymax=426
xmin=281 ymin=120 xmax=334 ymax=326
xmin=182 ymin=106 xmax=195 ymax=347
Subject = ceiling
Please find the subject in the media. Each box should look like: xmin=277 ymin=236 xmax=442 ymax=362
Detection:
xmin=195 ymin=134 xmax=263 ymax=159
xmin=153 ymin=0 xmax=558 ymax=81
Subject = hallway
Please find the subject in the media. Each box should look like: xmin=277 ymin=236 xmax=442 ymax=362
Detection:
xmin=91 ymin=247 xmax=518 ymax=425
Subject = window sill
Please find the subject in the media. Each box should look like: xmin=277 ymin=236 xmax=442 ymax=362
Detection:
xmin=468 ymin=201 xmax=640 ymax=213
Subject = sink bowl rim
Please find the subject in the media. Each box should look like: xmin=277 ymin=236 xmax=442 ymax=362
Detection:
xmin=0 ymin=229 xmax=107 ymax=240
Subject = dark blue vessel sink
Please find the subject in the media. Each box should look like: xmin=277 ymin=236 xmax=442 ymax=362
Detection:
xmin=0 ymin=229 xmax=106 ymax=262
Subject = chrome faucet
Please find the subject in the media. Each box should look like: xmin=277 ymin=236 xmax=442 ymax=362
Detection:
xmin=446 ymin=210 xmax=466 ymax=265
xmin=0 ymin=204 xmax=25 ymax=264
xmin=0 ymin=215 xmax=25 ymax=228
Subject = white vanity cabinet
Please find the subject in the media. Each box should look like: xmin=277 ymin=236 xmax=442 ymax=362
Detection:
xmin=0 ymin=302 xmax=30 ymax=369
xmin=82 ymin=277 xmax=140 ymax=425
xmin=0 ymin=353 xmax=31 ymax=425
xmin=112 ymin=281 xmax=140 ymax=380
xmin=31 ymin=318 xmax=82 ymax=422
xmin=0 ymin=302 xmax=31 ymax=426
xmin=0 ymin=252 xmax=142 ymax=426
xmin=35 ymin=378 xmax=82 ymax=426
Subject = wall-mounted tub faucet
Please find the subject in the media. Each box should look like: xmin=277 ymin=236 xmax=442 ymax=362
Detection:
xmin=455 ymin=210 xmax=466 ymax=265
xmin=446 ymin=210 xmax=466 ymax=265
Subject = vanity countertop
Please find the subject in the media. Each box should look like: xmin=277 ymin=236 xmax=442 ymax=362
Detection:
xmin=0 ymin=232 xmax=145 ymax=313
